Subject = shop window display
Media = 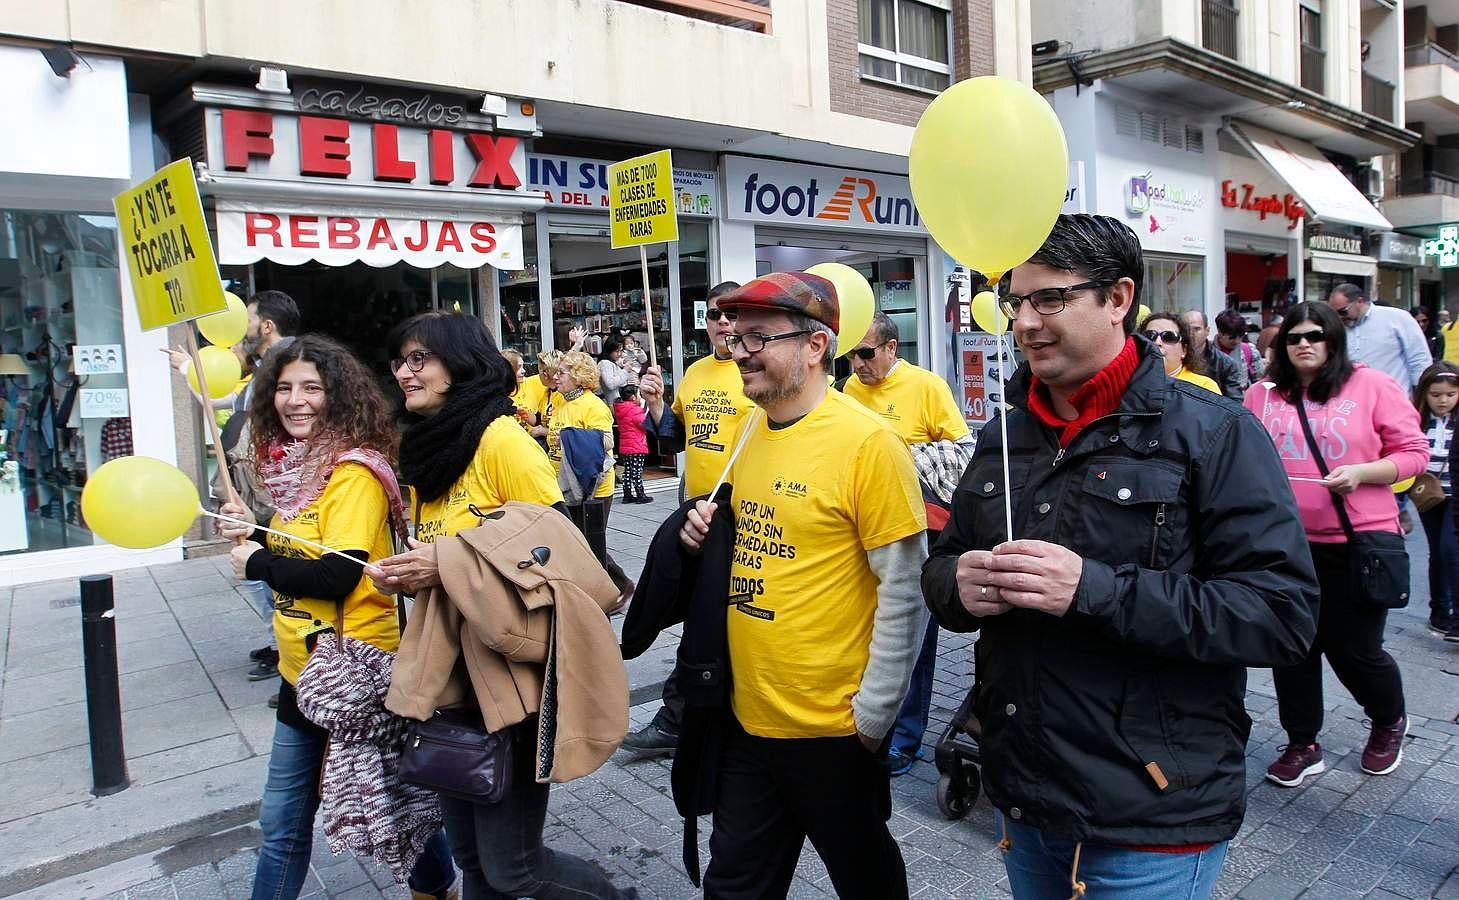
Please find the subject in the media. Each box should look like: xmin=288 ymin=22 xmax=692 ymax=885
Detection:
xmin=1143 ymin=254 xmax=1205 ymax=313
xmin=0 ymin=210 xmax=129 ymax=554
xmin=499 ymin=222 xmax=543 ymax=359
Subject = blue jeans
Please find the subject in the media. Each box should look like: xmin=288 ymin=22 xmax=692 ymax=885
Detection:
xmin=889 ymin=618 xmax=939 ymax=759
xmin=251 ymin=718 xmax=455 ymax=900
xmin=1420 ymin=498 xmax=1459 ymax=621
xmin=241 ymin=579 xmax=275 ymax=622
xmin=1002 ymin=819 xmax=1228 ymax=900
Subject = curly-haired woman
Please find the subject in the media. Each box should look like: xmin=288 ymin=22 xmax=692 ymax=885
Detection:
xmin=217 ymin=335 xmax=456 ymax=899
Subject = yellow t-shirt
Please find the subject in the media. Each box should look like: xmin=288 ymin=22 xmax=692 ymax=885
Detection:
xmin=672 ymin=354 xmax=755 ymax=497
xmin=511 ymin=377 xmax=548 ymax=431
xmin=1444 ymin=322 xmax=1459 ymax=365
xmin=547 ymin=391 xmax=615 ymax=499
xmin=726 ymin=390 xmax=927 ymax=738
xmin=1174 ymin=367 xmax=1221 ymax=394
xmin=415 ymin=416 xmax=563 ymax=543
xmin=268 ymin=463 xmax=398 ymax=684
xmin=843 ymin=361 xmax=970 ymax=445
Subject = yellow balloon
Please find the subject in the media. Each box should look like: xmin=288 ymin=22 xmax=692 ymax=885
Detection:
xmin=910 ymin=77 xmax=1069 ymax=275
xmin=806 ymin=262 xmax=875 ymax=357
xmin=971 ymin=291 xmax=1008 ymax=334
xmin=82 ymin=456 xmax=200 ymax=548
xmin=1138 ymin=304 xmax=1152 ymax=324
xmin=1393 ymin=477 xmax=1416 ymax=494
xmin=186 ymin=345 xmax=243 ymax=400
xmin=196 ymin=292 xmax=249 ymax=348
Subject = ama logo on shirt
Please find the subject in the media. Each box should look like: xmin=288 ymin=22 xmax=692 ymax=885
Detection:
xmin=771 ymin=477 xmax=808 ymax=499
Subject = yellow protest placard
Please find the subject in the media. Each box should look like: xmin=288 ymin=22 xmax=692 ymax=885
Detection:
xmin=608 ymin=150 xmax=679 ymax=249
xmin=113 ymin=158 xmax=226 ymax=331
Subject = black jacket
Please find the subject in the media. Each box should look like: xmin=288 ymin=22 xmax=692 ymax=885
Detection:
xmin=1203 ymin=341 xmax=1247 ymax=401
xmin=620 ymin=487 xmax=735 ymax=887
xmin=922 ymin=338 xmax=1317 ymax=846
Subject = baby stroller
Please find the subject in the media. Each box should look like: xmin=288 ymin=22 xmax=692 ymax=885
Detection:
xmin=933 ymin=687 xmax=983 ymax=819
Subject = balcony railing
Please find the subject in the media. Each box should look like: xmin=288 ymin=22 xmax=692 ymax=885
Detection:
xmin=1301 ymin=43 xmax=1325 ymax=94
xmin=1202 ymin=0 xmax=1239 ymax=60
xmin=1397 ymin=172 xmax=1459 ymax=197
xmin=1405 ymin=40 xmax=1459 ymax=73
xmin=617 ymin=0 xmax=772 ymax=33
xmin=1362 ymin=72 xmax=1395 ymax=121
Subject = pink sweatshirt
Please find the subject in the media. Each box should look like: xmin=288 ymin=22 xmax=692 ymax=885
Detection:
xmin=613 ymin=400 xmax=649 ymax=455
xmin=1243 ymin=365 xmax=1428 ymax=542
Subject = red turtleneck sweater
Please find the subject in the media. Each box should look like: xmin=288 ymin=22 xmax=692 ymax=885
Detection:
xmin=1026 ymin=337 xmax=1140 ymax=447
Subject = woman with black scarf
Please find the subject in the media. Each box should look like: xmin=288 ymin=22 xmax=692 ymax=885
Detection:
xmin=368 ymin=312 xmax=633 ymax=900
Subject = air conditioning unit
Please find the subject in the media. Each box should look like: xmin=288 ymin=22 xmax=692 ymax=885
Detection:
xmin=1360 ymin=163 xmax=1385 ymax=202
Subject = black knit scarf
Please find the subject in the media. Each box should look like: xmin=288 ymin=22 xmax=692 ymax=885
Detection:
xmin=398 ymin=378 xmax=516 ymax=503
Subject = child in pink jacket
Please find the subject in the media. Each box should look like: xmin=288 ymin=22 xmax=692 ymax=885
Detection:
xmin=613 ymin=385 xmax=652 ymax=504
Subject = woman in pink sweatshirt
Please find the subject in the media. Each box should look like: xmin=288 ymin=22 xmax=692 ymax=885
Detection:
xmin=1244 ymin=302 xmax=1428 ymax=790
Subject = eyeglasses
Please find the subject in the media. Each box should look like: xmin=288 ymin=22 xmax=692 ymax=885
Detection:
xmin=1143 ymin=329 xmax=1182 ymax=345
xmin=850 ymin=341 xmax=890 ymax=361
xmin=1285 ymin=331 xmax=1328 ymax=347
xmin=997 ymin=281 xmax=1105 ymax=318
xmin=705 ymin=307 xmax=738 ymax=322
xmin=390 ymin=350 xmax=438 ymax=373
xmin=1335 ymin=301 xmax=1366 ymax=320
xmin=725 ymin=330 xmax=811 ymax=354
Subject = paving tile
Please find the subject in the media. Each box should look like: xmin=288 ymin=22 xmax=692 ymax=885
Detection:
xmin=1237 ymin=871 xmax=1307 ymax=900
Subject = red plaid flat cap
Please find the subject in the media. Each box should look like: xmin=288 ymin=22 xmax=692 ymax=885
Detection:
xmin=716 ymin=271 xmax=840 ymax=333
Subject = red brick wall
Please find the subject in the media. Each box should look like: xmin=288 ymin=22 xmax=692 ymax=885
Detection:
xmin=826 ymin=0 xmax=998 ymax=127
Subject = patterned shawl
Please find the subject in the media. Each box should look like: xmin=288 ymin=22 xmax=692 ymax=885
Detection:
xmin=259 ymin=439 xmax=408 ymax=541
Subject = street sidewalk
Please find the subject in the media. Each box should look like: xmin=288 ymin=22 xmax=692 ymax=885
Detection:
xmin=4 ymin=494 xmax=1459 ymax=899
xmin=0 ymin=487 xmax=679 ymax=897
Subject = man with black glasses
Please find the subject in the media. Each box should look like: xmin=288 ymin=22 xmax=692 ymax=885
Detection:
xmin=628 ymin=281 xmax=753 ymax=757
xmin=1326 ymin=283 xmax=1431 ymax=395
xmin=844 ymin=311 xmax=972 ymax=776
xmin=923 ymin=214 xmax=1317 ymax=899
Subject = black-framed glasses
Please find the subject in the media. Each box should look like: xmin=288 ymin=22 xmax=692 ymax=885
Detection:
xmin=705 ymin=307 xmax=738 ymax=322
xmin=1143 ymin=329 xmax=1182 ymax=345
xmin=390 ymin=350 xmax=438 ymax=373
xmin=1285 ymin=331 xmax=1328 ymax=347
xmin=850 ymin=341 xmax=890 ymax=361
xmin=997 ymin=280 xmax=1105 ymax=318
xmin=725 ymin=330 xmax=811 ymax=354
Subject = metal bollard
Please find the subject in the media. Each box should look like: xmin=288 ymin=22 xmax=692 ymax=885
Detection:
xmin=80 ymin=575 xmax=130 ymax=796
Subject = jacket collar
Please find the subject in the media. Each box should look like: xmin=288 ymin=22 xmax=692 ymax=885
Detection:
xmin=1006 ymin=335 xmax=1170 ymax=455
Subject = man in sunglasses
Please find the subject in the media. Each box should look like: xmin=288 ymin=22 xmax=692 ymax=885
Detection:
xmin=1326 ymin=283 xmax=1431 ymax=395
xmin=923 ymin=214 xmax=1317 ymax=899
xmin=844 ymin=312 xmax=973 ymax=776
xmin=679 ymin=271 xmax=928 ymax=899
xmin=626 ymin=281 xmax=755 ymax=757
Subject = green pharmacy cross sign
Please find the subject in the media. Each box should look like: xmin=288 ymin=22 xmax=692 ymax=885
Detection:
xmin=1423 ymin=225 xmax=1459 ymax=269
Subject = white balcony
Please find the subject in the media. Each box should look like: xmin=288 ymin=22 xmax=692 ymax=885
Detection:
xmin=1406 ymin=42 xmax=1459 ymax=132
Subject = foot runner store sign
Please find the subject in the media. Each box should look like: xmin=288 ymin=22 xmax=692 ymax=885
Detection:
xmin=722 ymin=156 xmax=926 ymax=234
xmin=194 ymin=84 xmax=537 ymax=269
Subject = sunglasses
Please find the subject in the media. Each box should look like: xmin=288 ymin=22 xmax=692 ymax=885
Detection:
xmin=705 ymin=308 xmax=738 ymax=322
xmin=851 ymin=341 xmax=890 ymax=361
xmin=1143 ymin=329 xmax=1182 ymax=345
xmin=1285 ymin=331 xmax=1328 ymax=346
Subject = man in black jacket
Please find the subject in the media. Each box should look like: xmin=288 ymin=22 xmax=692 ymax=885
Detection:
xmin=1183 ymin=308 xmax=1246 ymax=400
xmin=923 ymin=215 xmax=1317 ymax=899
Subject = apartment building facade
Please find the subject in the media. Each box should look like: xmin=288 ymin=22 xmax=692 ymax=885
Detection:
xmin=0 ymin=0 xmax=1021 ymax=580
xmin=1032 ymin=0 xmax=1417 ymax=326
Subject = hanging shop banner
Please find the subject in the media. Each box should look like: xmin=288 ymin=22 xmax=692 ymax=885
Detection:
xmin=608 ymin=150 xmax=679 ymax=249
xmin=724 ymin=155 xmax=925 ymax=233
xmin=215 ymin=201 xmax=524 ymax=269
xmin=955 ymin=332 xmax=1014 ymax=427
xmin=528 ymin=153 xmax=717 ymax=215
xmin=112 ymin=158 xmax=227 ymax=331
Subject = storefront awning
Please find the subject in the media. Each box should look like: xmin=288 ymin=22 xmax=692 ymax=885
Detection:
xmin=1308 ymin=250 xmax=1378 ymax=279
xmin=1228 ymin=123 xmax=1392 ymax=232
xmin=214 ymin=200 xmax=525 ymax=270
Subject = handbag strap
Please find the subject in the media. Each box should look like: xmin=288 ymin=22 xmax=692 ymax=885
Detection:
xmin=1292 ymin=388 xmax=1360 ymax=543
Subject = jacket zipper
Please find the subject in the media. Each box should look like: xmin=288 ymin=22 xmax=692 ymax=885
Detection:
xmin=1149 ymin=503 xmax=1167 ymax=567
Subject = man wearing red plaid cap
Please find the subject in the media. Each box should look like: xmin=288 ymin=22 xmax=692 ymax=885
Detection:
xmin=679 ymin=271 xmax=929 ymax=899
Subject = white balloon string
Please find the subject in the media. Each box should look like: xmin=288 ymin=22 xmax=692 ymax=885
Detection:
xmin=708 ymin=407 xmax=763 ymax=506
xmin=994 ymin=300 xmax=1014 ymax=544
xmin=199 ymin=509 xmax=370 ymax=568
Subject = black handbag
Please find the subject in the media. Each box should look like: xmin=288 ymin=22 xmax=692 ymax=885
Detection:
xmin=399 ymin=706 xmax=513 ymax=805
xmin=1294 ymin=394 xmax=1411 ymax=609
